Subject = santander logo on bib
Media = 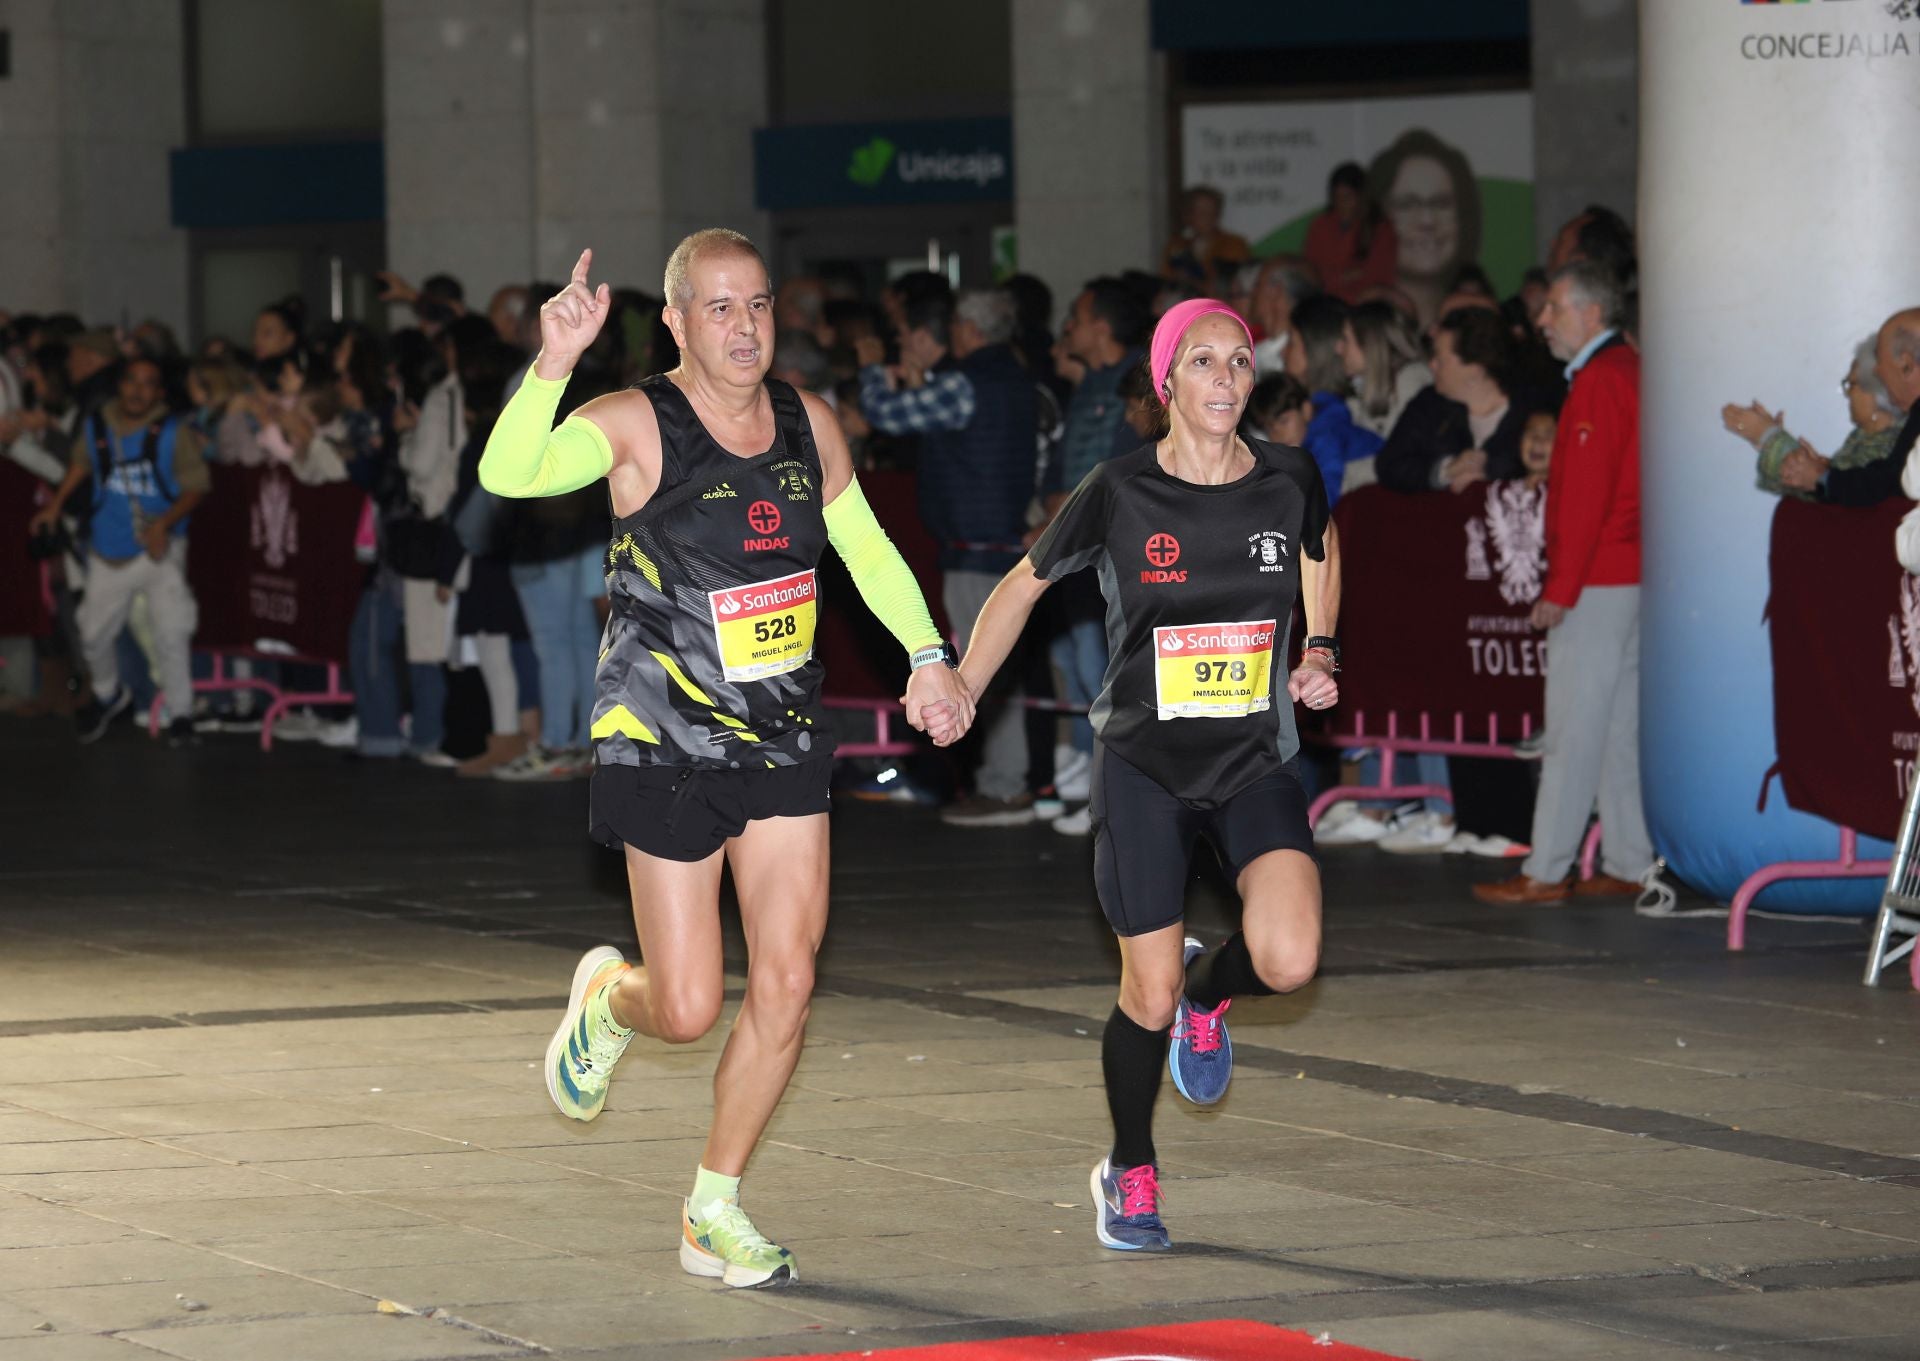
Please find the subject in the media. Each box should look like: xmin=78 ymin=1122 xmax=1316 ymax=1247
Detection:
xmin=744 ymin=499 xmax=789 ymax=552
xmin=1141 ymin=532 xmax=1186 ymax=583
xmin=1156 ymin=621 xmax=1276 ymax=658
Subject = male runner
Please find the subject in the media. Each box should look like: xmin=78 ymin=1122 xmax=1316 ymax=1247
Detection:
xmin=479 ymin=230 xmax=972 ymax=1286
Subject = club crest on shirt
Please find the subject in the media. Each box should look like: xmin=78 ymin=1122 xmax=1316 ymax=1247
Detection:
xmin=1246 ymin=530 xmax=1288 ymax=574
xmin=772 ymin=462 xmax=815 ymax=502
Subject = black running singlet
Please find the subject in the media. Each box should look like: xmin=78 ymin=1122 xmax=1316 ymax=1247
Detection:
xmin=591 ymin=376 xmax=833 ymax=770
xmin=1028 ymin=438 xmax=1329 ymax=805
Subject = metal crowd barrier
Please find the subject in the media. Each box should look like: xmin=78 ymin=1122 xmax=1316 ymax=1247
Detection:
xmin=1863 ymin=777 xmax=1920 ymax=987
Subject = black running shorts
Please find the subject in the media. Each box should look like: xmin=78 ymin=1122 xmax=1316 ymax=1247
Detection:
xmin=1091 ymin=744 xmax=1315 ymax=938
xmin=590 ymin=759 xmax=832 ymax=862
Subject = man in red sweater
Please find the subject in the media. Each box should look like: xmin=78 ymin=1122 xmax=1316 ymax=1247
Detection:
xmin=1475 ymin=260 xmax=1655 ymax=905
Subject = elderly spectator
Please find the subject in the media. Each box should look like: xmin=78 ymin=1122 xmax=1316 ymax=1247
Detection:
xmin=1475 ymin=261 xmax=1653 ymax=906
xmin=1283 ymin=295 xmax=1382 ymax=502
xmin=860 ymin=288 xmax=1040 ymax=826
xmin=1792 ymin=307 xmax=1920 ymax=509
xmin=1162 ymin=185 xmax=1250 ymax=297
xmin=1339 ymin=299 xmax=1430 ymax=440
xmin=1377 ymin=306 xmax=1543 ymax=495
xmin=1723 ymin=336 xmax=1904 ymax=502
xmin=1249 ymin=257 xmax=1319 ymax=375
xmin=1305 ymin=162 xmax=1399 ymax=303
xmin=29 ymin=355 xmax=209 ymax=746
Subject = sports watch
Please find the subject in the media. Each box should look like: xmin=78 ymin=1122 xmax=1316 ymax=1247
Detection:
xmin=910 ymin=641 xmax=960 ymax=671
xmin=1304 ymin=635 xmax=1341 ymax=669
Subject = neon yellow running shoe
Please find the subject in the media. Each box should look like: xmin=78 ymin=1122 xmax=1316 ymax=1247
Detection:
xmin=680 ymin=1198 xmax=797 ymax=1288
xmin=544 ymin=946 xmax=632 ymax=1121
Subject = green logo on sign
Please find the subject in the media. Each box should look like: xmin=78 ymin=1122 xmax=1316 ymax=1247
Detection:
xmin=847 ymin=137 xmax=896 ymax=187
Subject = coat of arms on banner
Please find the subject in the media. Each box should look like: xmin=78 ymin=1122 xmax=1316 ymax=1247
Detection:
xmin=1462 ymin=482 xmax=1546 ymax=604
xmin=1891 ymin=574 xmax=1920 ymax=720
xmin=250 ymin=471 xmax=299 ymax=571
xmin=1482 ymin=481 xmax=1546 ymax=606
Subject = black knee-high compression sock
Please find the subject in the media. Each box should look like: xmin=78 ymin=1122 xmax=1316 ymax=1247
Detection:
xmin=1103 ymin=1005 xmax=1168 ymax=1169
xmin=1184 ymin=932 xmax=1277 ymax=1011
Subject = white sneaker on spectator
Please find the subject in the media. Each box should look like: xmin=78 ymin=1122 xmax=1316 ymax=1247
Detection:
xmin=272 ymin=710 xmax=328 ymax=743
xmin=1380 ymin=812 xmax=1456 ymax=854
xmin=1053 ymin=806 xmax=1092 ymax=837
xmin=414 ymin=748 xmax=458 ymax=768
xmin=1442 ymin=831 xmax=1481 ymax=855
xmin=1315 ymin=807 xmax=1392 ymax=846
xmin=1466 ymin=834 xmax=1530 ymax=859
xmin=317 ymin=716 xmax=359 ymax=750
xmin=1054 ymin=747 xmax=1093 ymax=803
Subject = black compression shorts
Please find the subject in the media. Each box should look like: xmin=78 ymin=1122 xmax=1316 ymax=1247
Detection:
xmin=590 ymin=759 xmax=832 ymax=862
xmin=1091 ymin=744 xmax=1315 ymax=937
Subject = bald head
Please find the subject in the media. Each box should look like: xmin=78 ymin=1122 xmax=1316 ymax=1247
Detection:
xmin=1877 ymin=308 xmax=1920 ymax=413
xmin=663 ymin=228 xmax=768 ymax=312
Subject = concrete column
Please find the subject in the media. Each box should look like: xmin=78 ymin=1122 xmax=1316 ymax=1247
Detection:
xmin=1528 ymin=0 xmax=1638 ymax=244
xmin=385 ymin=0 xmax=767 ymax=305
xmin=0 ymin=0 xmax=188 ymax=328
xmin=381 ymin=0 xmax=538 ymax=299
xmin=1012 ymin=0 xmax=1164 ymax=313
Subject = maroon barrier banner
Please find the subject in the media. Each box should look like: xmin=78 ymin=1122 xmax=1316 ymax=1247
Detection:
xmin=814 ymin=469 xmax=950 ymax=699
xmin=1331 ymin=481 xmax=1546 ymax=735
xmin=1768 ymin=496 xmax=1913 ymax=842
xmin=0 ymin=460 xmax=52 ymax=637
xmin=187 ymin=465 xmax=366 ymax=663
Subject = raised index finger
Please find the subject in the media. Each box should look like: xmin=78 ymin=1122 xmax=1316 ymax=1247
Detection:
xmin=571 ymin=248 xmax=593 ymax=289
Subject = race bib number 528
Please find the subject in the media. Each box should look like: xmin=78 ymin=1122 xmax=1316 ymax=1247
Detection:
xmin=709 ymin=570 xmax=817 ymax=681
xmin=1152 ymin=619 xmax=1276 ymax=719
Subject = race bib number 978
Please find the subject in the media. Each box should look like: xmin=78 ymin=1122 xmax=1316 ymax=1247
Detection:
xmin=1152 ymin=619 xmax=1276 ymax=720
xmin=709 ymin=570 xmax=817 ymax=682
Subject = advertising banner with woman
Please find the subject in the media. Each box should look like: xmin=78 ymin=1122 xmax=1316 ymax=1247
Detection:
xmin=1180 ymin=92 xmax=1534 ymax=322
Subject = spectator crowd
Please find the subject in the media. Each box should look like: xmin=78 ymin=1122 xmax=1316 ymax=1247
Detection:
xmin=5 ymin=160 xmax=1918 ymax=901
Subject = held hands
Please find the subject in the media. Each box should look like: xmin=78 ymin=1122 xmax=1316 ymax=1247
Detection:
xmin=1287 ymin=654 xmax=1339 ymax=712
xmin=902 ymin=663 xmax=976 ymax=748
xmin=1779 ymin=439 xmax=1829 ymax=492
xmin=536 ymin=249 xmax=612 ymax=379
xmin=1442 ymin=448 xmax=1489 ymax=493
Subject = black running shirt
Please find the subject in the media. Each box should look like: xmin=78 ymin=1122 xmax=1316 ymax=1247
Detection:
xmin=1029 ymin=438 xmax=1329 ymax=805
xmin=593 ymin=376 xmax=833 ymax=771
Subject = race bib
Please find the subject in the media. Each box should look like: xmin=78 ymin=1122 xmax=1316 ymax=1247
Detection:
xmin=1152 ymin=619 xmax=1276 ymax=720
xmin=709 ymin=570 xmax=817 ymax=682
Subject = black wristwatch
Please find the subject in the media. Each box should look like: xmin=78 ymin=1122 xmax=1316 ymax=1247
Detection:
xmin=1304 ymin=635 xmax=1341 ymax=669
xmin=910 ymin=641 xmax=959 ymax=671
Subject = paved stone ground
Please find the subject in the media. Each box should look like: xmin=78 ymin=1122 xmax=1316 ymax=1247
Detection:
xmin=3 ymin=715 xmax=1919 ymax=1361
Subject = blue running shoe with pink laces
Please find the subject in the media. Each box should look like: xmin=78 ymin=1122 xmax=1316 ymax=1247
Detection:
xmin=1091 ymin=1156 xmax=1171 ymax=1251
xmin=1169 ymin=936 xmax=1233 ymax=1105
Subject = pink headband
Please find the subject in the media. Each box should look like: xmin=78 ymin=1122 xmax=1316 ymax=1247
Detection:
xmin=1149 ymin=299 xmax=1255 ymax=399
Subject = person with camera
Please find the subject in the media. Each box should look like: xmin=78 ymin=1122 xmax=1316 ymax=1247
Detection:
xmin=29 ymin=355 xmax=209 ymax=745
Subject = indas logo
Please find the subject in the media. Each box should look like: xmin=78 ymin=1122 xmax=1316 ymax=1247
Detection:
xmin=1888 ymin=575 xmax=1920 ymax=719
xmin=1467 ymin=482 xmax=1547 ymax=606
xmin=249 ymin=471 xmax=299 ymax=569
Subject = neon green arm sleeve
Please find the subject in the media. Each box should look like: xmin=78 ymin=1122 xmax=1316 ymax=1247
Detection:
xmin=477 ymin=369 xmax=613 ymax=498
xmin=823 ymin=476 xmax=944 ymax=655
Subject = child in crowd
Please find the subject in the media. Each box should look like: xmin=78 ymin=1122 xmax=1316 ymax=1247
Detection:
xmin=1520 ymin=409 xmax=1555 ymax=491
xmin=1243 ymin=372 xmax=1311 ymax=449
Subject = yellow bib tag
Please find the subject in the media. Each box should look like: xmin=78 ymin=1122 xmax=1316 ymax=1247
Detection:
xmin=1152 ymin=619 xmax=1277 ymax=719
xmin=709 ymin=570 xmax=818 ymax=682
